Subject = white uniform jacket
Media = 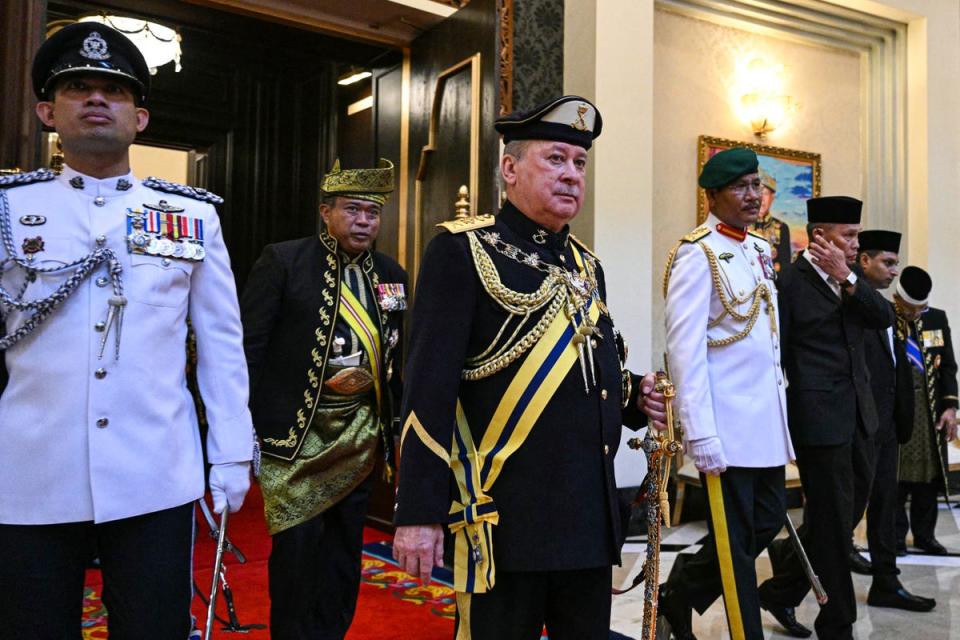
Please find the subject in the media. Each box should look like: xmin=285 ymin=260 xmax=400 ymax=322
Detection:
xmin=664 ymin=212 xmax=794 ymax=467
xmin=0 ymin=166 xmax=252 ymax=524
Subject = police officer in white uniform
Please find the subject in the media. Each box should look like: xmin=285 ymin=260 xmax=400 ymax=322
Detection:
xmin=0 ymin=23 xmax=253 ymax=640
xmin=658 ymin=148 xmax=794 ymax=640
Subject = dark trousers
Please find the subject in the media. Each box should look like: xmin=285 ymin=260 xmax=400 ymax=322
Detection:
xmin=0 ymin=502 xmax=194 ymax=640
xmin=851 ymin=427 xmax=878 ymax=537
xmin=665 ymin=466 xmax=785 ymax=640
xmin=455 ymin=566 xmax=612 ymax=640
xmin=759 ymin=443 xmax=856 ymax=639
xmin=897 ymin=481 xmax=940 ymax=545
xmin=853 ymin=424 xmax=900 ymax=581
xmin=268 ymin=473 xmax=374 ymax=640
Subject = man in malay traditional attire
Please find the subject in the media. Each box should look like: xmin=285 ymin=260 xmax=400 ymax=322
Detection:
xmin=894 ymin=266 xmax=958 ymax=557
xmin=242 ymin=159 xmax=407 ymax=640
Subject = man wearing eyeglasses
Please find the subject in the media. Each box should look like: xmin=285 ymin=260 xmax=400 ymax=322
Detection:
xmin=659 ymin=147 xmax=794 ymax=640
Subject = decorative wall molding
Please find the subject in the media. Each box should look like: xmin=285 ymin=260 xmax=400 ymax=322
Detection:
xmin=657 ymin=0 xmax=907 ymax=234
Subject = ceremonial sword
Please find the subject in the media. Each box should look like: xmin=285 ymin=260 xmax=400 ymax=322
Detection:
xmin=619 ymin=371 xmax=683 ymax=640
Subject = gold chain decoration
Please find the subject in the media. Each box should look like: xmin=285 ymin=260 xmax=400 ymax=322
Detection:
xmin=699 ymin=243 xmax=776 ymax=347
xmin=461 ymin=230 xmax=601 ymax=390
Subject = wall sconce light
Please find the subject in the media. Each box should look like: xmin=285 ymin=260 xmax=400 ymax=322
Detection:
xmin=338 ymin=69 xmax=372 ymax=86
xmin=79 ymin=15 xmax=182 ymax=75
xmin=732 ymin=57 xmax=797 ymax=139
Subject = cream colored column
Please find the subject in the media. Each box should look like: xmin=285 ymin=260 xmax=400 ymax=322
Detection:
xmin=565 ymin=0 xmax=655 ymax=488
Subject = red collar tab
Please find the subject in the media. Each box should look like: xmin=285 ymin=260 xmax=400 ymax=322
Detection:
xmin=716 ymin=222 xmax=747 ymax=242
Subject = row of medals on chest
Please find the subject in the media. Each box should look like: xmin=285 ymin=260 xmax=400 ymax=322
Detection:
xmin=19 ymin=199 xmax=205 ymax=263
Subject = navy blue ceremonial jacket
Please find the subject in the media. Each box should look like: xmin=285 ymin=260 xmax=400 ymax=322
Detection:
xmin=394 ymin=202 xmax=646 ymax=572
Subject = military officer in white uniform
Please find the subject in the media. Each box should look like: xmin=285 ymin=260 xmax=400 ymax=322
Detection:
xmin=658 ymin=148 xmax=794 ymax=640
xmin=0 ymin=23 xmax=253 ymax=640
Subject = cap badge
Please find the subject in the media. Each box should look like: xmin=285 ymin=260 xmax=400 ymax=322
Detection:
xmin=571 ymin=104 xmax=589 ymax=131
xmin=81 ymin=31 xmax=111 ymax=61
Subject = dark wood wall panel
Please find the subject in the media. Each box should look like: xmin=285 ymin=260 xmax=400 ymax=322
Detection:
xmin=0 ymin=0 xmax=45 ymax=171
xmin=372 ymin=63 xmax=403 ymax=261
xmin=407 ymin=0 xmax=501 ymax=266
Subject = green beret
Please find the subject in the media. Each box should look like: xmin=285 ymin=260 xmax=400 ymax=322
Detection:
xmin=698 ymin=147 xmax=759 ymax=189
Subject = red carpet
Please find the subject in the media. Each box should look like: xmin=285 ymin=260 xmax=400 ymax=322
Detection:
xmin=81 ymin=484 xmax=454 ymax=639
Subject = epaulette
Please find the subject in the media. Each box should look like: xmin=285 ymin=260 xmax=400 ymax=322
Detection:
xmin=681 ymin=226 xmax=711 ymax=243
xmin=663 ymin=226 xmax=709 ymax=298
xmin=747 ymin=229 xmax=767 ymax=242
xmin=569 ymin=234 xmax=600 ymax=260
xmin=436 ymin=214 xmax=496 ymax=233
xmin=0 ymin=168 xmax=56 ymax=189
xmin=142 ymin=176 xmax=224 ymax=205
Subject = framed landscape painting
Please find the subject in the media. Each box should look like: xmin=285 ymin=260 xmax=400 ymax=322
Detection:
xmin=697 ymin=135 xmax=821 ymax=258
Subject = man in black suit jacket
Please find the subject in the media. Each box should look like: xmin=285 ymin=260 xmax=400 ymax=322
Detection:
xmin=241 ymin=159 xmax=407 ymax=640
xmin=895 ymin=267 xmax=959 ymax=556
xmin=848 ymin=231 xmax=933 ymax=612
xmin=758 ymin=196 xmax=893 ymax=640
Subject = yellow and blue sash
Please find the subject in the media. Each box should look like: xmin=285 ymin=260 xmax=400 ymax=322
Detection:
xmin=338 ymin=283 xmax=383 ymax=411
xmin=448 ymin=244 xmax=600 ymax=593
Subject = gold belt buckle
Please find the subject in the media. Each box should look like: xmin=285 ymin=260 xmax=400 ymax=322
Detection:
xmin=323 ymin=367 xmax=375 ymax=395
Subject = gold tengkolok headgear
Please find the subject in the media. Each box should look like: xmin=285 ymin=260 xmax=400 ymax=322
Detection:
xmin=321 ymin=158 xmax=395 ymax=206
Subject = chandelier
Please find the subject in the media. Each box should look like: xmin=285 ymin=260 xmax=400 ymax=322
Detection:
xmin=79 ymin=15 xmax=182 ymax=75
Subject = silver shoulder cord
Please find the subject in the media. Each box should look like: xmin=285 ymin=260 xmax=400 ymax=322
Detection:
xmin=0 ymin=189 xmax=126 ymax=358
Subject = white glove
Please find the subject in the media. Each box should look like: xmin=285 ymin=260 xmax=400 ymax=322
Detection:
xmin=689 ymin=436 xmax=728 ymax=476
xmin=209 ymin=462 xmax=251 ymax=514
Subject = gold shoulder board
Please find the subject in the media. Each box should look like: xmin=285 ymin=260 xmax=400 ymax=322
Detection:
xmin=569 ymin=234 xmax=600 ymax=261
xmin=664 ymin=227 xmax=710 ymax=298
xmin=681 ymin=226 xmax=711 ymax=243
xmin=436 ymin=214 xmax=496 ymax=234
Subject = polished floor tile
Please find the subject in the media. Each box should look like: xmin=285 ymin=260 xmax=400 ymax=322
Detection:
xmin=612 ymin=502 xmax=960 ymax=639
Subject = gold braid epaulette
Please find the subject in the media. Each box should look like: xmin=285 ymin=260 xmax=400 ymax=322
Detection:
xmin=437 ymin=214 xmax=497 ymax=233
xmin=462 ymin=232 xmax=567 ymax=380
xmin=662 ymin=227 xmax=710 ymax=298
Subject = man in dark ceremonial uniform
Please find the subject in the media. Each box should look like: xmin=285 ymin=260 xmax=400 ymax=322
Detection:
xmin=758 ymin=196 xmax=893 ymax=639
xmin=391 ymin=96 xmax=666 ymax=639
xmin=847 ymin=231 xmax=934 ymax=611
xmin=242 ymin=159 xmax=407 ymax=640
xmin=895 ymin=267 xmax=959 ymax=556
